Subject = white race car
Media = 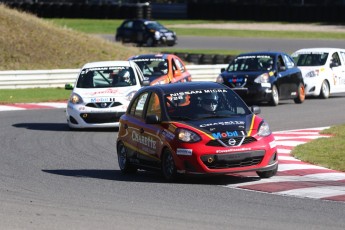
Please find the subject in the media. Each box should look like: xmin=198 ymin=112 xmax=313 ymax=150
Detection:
xmin=292 ymin=48 xmax=345 ymax=98
xmin=66 ymin=61 xmax=148 ymax=129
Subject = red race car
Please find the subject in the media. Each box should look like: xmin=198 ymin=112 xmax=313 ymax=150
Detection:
xmin=116 ymin=82 xmax=278 ymax=181
xmin=128 ymin=53 xmax=192 ymax=85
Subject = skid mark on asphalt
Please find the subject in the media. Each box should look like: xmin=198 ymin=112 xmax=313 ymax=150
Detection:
xmin=225 ymin=127 xmax=345 ymax=202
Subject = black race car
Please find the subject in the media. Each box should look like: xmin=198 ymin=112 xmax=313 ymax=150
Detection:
xmin=115 ymin=19 xmax=177 ymax=47
xmin=216 ymin=51 xmax=305 ymax=106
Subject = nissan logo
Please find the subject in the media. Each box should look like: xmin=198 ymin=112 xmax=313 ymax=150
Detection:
xmin=100 ymin=102 xmax=108 ymax=108
xmin=228 ymin=138 xmax=237 ymax=146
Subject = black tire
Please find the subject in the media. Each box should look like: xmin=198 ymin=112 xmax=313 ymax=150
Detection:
xmin=146 ymin=37 xmax=154 ymax=47
xmin=256 ymin=165 xmax=278 ymax=178
xmin=269 ymin=85 xmax=279 ymax=106
xmin=161 ymin=149 xmax=177 ymax=181
xmin=319 ymin=80 xmax=330 ymax=99
xmin=294 ymin=83 xmax=305 ymax=104
xmin=117 ymin=142 xmax=137 ymax=174
xmin=115 ymin=35 xmax=123 ymax=43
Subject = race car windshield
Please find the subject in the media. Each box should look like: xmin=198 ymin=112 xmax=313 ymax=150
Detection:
xmin=76 ymin=67 xmax=137 ymax=88
xmin=165 ymin=89 xmax=251 ymax=120
xmin=145 ymin=21 xmax=166 ymax=30
xmin=226 ymin=55 xmax=275 ymax=72
xmin=294 ymin=53 xmax=328 ymax=66
xmin=132 ymin=58 xmax=168 ymax=81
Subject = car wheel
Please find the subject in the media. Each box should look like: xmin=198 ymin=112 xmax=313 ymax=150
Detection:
xmin=146 ymin=37 xmax=154 ymax=47
xmin=294 ymin=83 xmax=305 ymax=104
xmin=115 ymin=35 xmax=123 ymax=43
xmin=256 ymin=165 xmax=278 ymax=178
xmin=161 ymin=149 xmax=177 ymax=181
xmin=117 ymin=142 xmax=137 ymax=173
xmin=269 ymin=85 xmax=279 ymax=106
xmin=319 ymin=80 xmax=330 ymax=99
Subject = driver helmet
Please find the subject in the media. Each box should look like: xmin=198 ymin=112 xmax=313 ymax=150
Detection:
xmin=118 ymin=69 xmax=131 ymax=84
xmin=201 ymin=92 xmax=218 ymax=112
xmin=267 ymin=59 xmax=273 ymax=70
xmin=158 ymin=61 xmax=168 ymax=74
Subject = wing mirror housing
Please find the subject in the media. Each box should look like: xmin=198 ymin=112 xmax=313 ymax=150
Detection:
xmin=251 ymin=105 xmax=261 ymax=115
xmin=145 ymin=114 xmax=160 ymax=124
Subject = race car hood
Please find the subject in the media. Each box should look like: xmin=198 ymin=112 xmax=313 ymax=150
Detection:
xmin=183 ymin=114 xmax=255 ymax=137
xmin=73 ymin=87 xmax=137 ymax=103
xmin=221 ymin=71 xmax=268 ymax=84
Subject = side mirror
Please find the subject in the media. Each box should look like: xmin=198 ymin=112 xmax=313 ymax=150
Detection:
xmin=145 ymin=114 xmax=160 ymax=124
xmin=65 ymin=83 xmax=74 ymax=90
xmin=251 ymin=105 xmax=261 ymax=115
xmin=221 ymin=68 xmax=225 ymax=73
xmin=174 ymin=69 xmax=182 ymax=77
xmin=142 ymin=80 xmax=150 ymax=86
xmin=278 ymin=66 xmax=286 ymax=72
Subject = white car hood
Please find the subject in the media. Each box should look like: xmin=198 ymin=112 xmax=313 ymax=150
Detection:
xmin=73 ymin=87 xmax=137 ymax=103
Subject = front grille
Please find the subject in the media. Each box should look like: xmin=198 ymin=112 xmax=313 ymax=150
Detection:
xmin=86 ymin=102 xmax=122 ymax=108
xmin=206 ymin=136 xmax=256 ymax=147
xmin=80 ymin=112 xmax=125 ymax=124
xmin=201 ymin=150 xmax=265 ymax=169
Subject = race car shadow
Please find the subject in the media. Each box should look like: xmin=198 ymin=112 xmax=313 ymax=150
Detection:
xmin=12 ymin=123 xmax=118 ymax=132
xmin=42 ymin=169 xmax=261 ymax=185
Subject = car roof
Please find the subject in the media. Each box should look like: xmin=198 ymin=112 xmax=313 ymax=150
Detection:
xmin=129 ymin=53 xmax=170 ymax=60
xmin=81 ymin=61 xmax=133 ymax=69
xmin=293 ymin=47 xmax=345 ymax=53
xmin=237 ymin=51 xmax=285 ymax=56
xmin=138 ymin=82 xmax=226 ymax=95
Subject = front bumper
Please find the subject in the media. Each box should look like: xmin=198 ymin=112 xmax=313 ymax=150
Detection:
xmin=66 ymin=102 xmax=127 ymax=128
xmin=231 ymin=84 xmax=273 ymax=103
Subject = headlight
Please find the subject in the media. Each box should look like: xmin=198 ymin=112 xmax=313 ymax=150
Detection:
xmin=126 ymin=91 xmax=137 ymax=101
xmin=69 ymin=93 xmax=83 ymax=104
xmin=305 ymin=70 xmax=319 ymax=78
xmin=154 ymin=31 xmax=161 ymax=39
xmin=216 ymin=75 xmax=224 ymax=83
xmin=152 ymin=80 xmax=166 ymax=85
xmin=176 ymin=128 xmax=201 ymax=143
xmin=254 ymin=73 xmax=270 ymax=83
xmin=257 ymin=121 xmax=271 ymax=137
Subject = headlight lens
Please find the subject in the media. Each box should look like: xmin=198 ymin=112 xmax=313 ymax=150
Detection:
xmin=69 ymin=93 xmax=83 ymax=104
xmin=305 ymin=70 xmax=319 ymax=78
xmin=176 ymin=128 xmax=201 ymax=143
xmin=254 ymin=73 xmax=270 ymax=83
xmin=257 ymin=121 xmax=271 ymax=137
xmin=216 ymin=75 xmax=224 ymax=83
xmin=154 ymin=31 xmax=161 ymax=39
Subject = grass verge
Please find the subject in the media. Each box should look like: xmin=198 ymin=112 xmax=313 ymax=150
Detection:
xmin=291 ymin=125 xmax=345 ymax=172
xmin=0 ymin=88 xmax=70 ymax=104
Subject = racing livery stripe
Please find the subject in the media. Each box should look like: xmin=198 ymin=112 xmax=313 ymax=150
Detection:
xmin=167 ymin=121 xmax=215 ymax=140
xmin=225 ymin=127 xmax=345 ymax=202
xmin=247 ymin=114 xmax=255 ymax=136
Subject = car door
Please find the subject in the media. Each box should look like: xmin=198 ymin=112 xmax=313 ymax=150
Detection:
xmin=133 ymin=20 xmax=145 ymax=43
xmin=274 ymin=54 xmax=291 ymax=98
xmin=330 ymin=51 xmax=345 ymax=93
xmin=120 ymin=20 xmax=134 ymax=42
xmin=127 ymin=91 xmax=162 ymax=169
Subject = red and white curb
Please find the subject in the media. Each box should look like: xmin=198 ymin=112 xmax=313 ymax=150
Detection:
xmin=226 ymin=127 xmax=345 ymax=202
xmin=0 ymin=102 xmax=66 ymax=111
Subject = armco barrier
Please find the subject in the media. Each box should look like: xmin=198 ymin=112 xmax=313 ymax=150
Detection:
xmin=0 ymin=64 xmax=227 ymax=89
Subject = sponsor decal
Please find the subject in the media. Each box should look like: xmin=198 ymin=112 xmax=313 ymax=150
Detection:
xmin=212 ymin=130 xmax=239 ymax=139
xmin=216 ymin=147 xmax=252 ymax=153
xmin=169 ymin=89 xmax=227 ymax=100
xmin=269 ymin=140 xmax=276 ymax=148
xmin=162 ymin=130 xmax=175 ymax=140
xmin=90 ymin=97 xmax=116 ymax=103
xmin=86 ymin=88 xmax=121 ymax=96
xmin=132 ymin=131 xmax=157 ymax=150
xmin=200 ymin=121 xmax=245 ymax=128
xmin=176 ymin=148 xmax=193 ymax=156
xmin=261 ymin=83 xmax=271 ymax=87
xmin=132 ymin=58 xmax=165 ymax=62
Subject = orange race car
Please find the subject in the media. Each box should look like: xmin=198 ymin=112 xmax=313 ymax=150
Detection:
xmin=128 ymin=54 xmax=192 ymax=85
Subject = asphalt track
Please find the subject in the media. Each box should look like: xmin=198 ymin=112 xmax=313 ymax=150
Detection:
xmin=101 ymin=34 xmax=345 ymax=53
xmin=1 ymin=93 xmax=345 ymax=229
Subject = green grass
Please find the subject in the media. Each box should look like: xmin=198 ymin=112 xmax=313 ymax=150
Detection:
xmin=292 ymin=125 xmax=345 ymax=172
xmin=0 ymin=88 xmax=71 ymax=104
xmin=48 ymin=19 xmax=345 ymax=40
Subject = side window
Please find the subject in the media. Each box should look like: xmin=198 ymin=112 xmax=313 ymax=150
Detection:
xmin=123 ymin=21 xmax=133 ymax=29
xmin=146 ymin=93 xmax=161 ymax=120
xmin=283 ymin=54 xmax=295 ymax=68
xmin=174 ymin=58 xmax=185 ymax=73
xmin=331 ymin=52 xmax=341 ymax=66
xmin=129 ymin=92 xmax=149 ymax=118
xmin=340 ymin=52 xmax=345 ymax=65
xmin=277 ymin=55 xmax=286 ymax=70
xmin=133 ymin=21 xmax=143 ymax=30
